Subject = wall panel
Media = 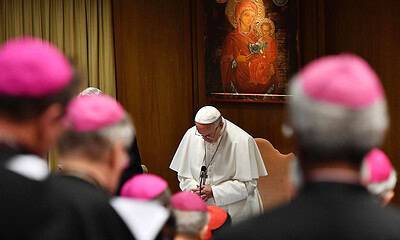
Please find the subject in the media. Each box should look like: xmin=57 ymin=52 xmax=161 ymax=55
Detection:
xmin=113 ymin=0 xmax=400 ymax=206
xmin=113 ymin=0 xmax=193 ymax=192
xmin=323 ymin=0 xmax=400 ymax=206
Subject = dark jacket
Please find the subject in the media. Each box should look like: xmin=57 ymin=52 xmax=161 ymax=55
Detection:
xmin=216 ymin=182 xmax=400 ymax=240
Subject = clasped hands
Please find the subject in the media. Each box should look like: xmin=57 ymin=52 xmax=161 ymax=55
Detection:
xmin=192 ymin=184 xmax=213 ymax=201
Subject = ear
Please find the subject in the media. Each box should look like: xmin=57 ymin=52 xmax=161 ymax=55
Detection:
xmin=42 ymin=103 xmax=64 ymax=122
xmin=108 ymin=142 xmax=129 ymax=171
xmin=35 ymin=103 xmax=65 ymax=155
xmin=108 ymin=143 xmax=119 ymax=169
xmin=382 ymin=191 xmax=395 ymax=206
xmin=107 ymin=142 xmax=129 ymax=193
xmin=200 ymin=221 xmax=210 ymax=240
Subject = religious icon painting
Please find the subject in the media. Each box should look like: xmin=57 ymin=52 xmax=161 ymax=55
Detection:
xmin=196 ymin=0 xmax=300 ymax=103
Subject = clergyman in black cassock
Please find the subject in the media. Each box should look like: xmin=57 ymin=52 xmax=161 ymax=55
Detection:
xmin=0 ymin=37 xmax=79 ymax=239
xmin=46 ymin=174 xmax=136 ymax=240
xmin=216 ymin=181 xmax=400 ymax=240
xmin=116 ymin=138 xmax=144 ymax=195
xmin=216 ymin=54 xmax=400 ymax=239
xmin=77 ymin=87 xmax=144 ymax=197
xmin=0 ymin=145 xmax=55 ymax=240
xmin=42 ymin=94 xmax=168 ymax=240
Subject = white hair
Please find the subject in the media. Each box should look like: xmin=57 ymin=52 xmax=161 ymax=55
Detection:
xmin=288 ymin=77 xmax=389 ymax=155
xmin=97 ymin=114 xmax=135 ymax=148
xmin=173 ymin=209 xmax=208 ymax=236
xmin=79 ymin=87 xmax=103 ymax=96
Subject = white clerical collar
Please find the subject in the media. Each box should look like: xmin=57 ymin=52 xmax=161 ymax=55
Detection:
xmin=110 ymin=197 xmax=169 ymax=240
xmin=6 ymin=154 xmax=49 ymax=181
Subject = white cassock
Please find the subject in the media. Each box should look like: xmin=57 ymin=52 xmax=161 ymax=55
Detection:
xmin=170 ymin=118 xmax=268 ymax=223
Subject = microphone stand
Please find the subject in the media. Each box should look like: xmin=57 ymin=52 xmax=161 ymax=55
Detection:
xmin=199 ymin=166 xmax=207 ymax=197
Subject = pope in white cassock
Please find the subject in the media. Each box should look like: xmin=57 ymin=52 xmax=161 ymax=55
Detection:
xmin=170 ymin=106 xmax=268 ymax=223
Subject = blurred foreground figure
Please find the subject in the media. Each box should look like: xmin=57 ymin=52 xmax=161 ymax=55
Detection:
xmin=171 ymin=191 xmax=209 ymax=240
xmin=77 ymin=86 xmax=144 ymax=194
xmin=121 ymin=173 xmax=171 ymax=206
xmin=121 ymin=174 xmax=176 ymax=239
xmin=216 ymin=54 xmax=400 ymax=240
xmin=203 ymin=205 xmax=231 ymax=240
xmin=361 ymin=148 xmax=397 ymax=205
xmin=0 ymin=37 xmax=78 ymax=239
xmin=47 ymin=95 xmax=168 ymax=240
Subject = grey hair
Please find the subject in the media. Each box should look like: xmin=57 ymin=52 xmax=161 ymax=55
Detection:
xmin=172 ymin=209 xmax=208 ymax=236
xmin=58 ymin=114 xmax=135 ymax=160
xmin=212 ymin=116 xmax=223 ymax=127
xmin=97 ymin=114 xmax=135 ymax=148
xmin=288 ymin=77 xmax=388 ymax=159
xmin=151 ymin=188 xmax=172 ymax=207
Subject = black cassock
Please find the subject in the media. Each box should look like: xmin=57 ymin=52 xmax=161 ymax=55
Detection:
xmin=43 ymin=174 xmax=136 ymax=240
xmin=116 ymin=138 xmax=143 ymax=195
xmin=216 ymin=182 xmax=400 ymax=240
xmin=0 ymin=145 xmax=54 ymax=240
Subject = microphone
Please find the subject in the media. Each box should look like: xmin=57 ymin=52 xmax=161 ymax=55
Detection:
xmin=199 ymin=166 xmax=208 ymax=196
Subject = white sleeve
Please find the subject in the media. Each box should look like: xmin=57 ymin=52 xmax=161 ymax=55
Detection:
xmin=211 ymin=179 xmax=258 ymax=206
xmin=178 ymin=175 xmax=199 ymax=191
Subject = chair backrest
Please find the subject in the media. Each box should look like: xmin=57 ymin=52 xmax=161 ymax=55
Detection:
xmin=255 ymin=138 xmax=295 ymax=211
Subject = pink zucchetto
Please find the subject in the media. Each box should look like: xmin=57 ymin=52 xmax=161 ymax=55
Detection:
xmin=363 ymin=148 xmax=393 ymax=183
xmin=288 ymin=53 xmax=388 ymax=152
xmin=64 ymin=95 xmax=124 ymax=132
xmin=361 ymin=148 xmax=397 ymax=197
xmin=299 ymin=54 xmax=384 ymax=109
xmin=0 ymin=37 xmax=73 ymax=97
xmin=121 ymin=174 xmax=168 ymax=200
xmin=171 ymin=191 xmax=207 ymax=212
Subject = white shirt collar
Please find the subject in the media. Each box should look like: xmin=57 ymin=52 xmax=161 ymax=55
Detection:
xmin=110 ymin=197 xmax=169 ymax=240
xmin=6 ymin=154 xmax=49 ymax=181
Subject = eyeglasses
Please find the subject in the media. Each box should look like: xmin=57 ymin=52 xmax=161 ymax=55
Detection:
xmin=195 ymin=125 xmax=221 ymax=141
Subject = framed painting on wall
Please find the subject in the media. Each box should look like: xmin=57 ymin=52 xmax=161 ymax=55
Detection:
xmin=196 ymin=0 xmax=300 ymax=103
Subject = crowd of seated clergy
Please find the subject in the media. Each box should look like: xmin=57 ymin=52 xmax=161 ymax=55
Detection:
xmin=0 ymin=36 xmax=399 ymax=240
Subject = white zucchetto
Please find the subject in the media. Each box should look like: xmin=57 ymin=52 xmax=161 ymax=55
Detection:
xmin=194 ymin=106 xmax=221 ymax=124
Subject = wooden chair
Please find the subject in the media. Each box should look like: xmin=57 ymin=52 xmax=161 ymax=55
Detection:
xmin=255 ymin=138 xmax=295 ymax=211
